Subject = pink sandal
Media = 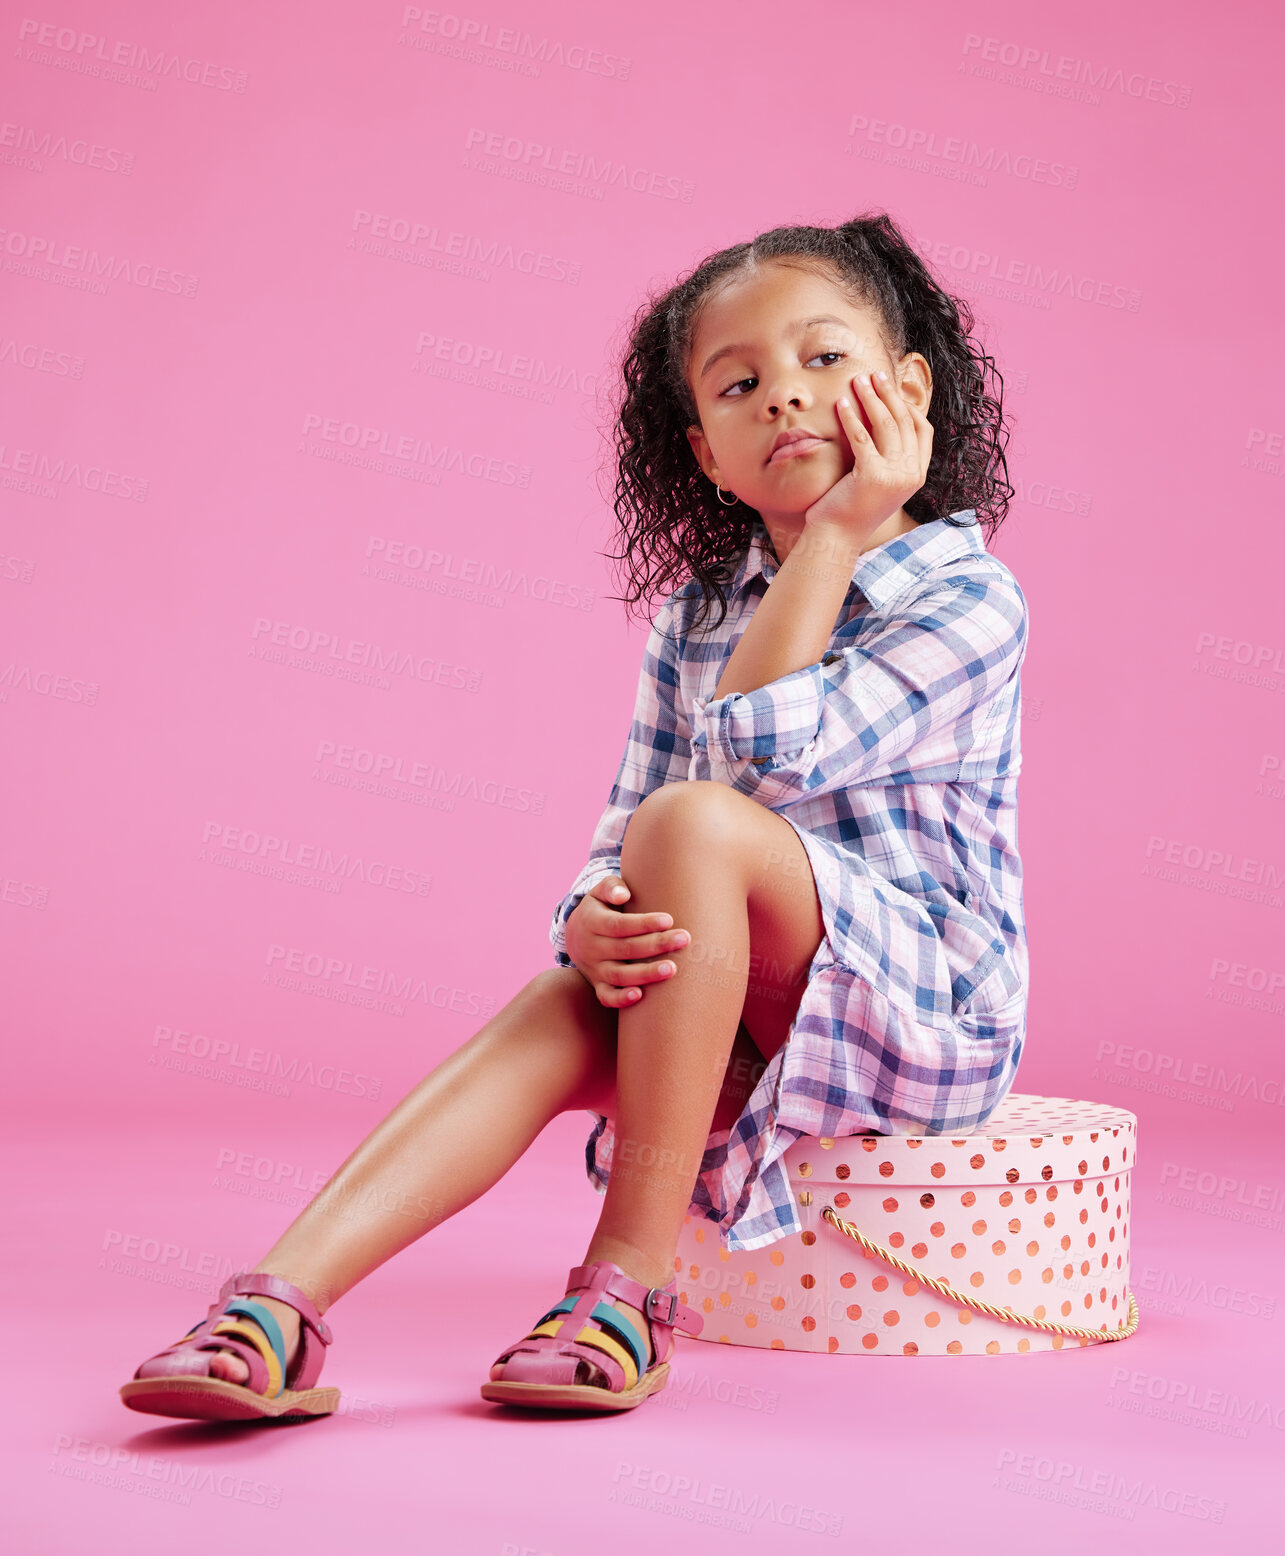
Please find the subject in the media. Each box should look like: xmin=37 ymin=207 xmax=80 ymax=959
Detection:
xmin=481 ymin=1259 xmax=704 ymax=1412
xmin=119 ymin=1272 xmax=339 ymax=1422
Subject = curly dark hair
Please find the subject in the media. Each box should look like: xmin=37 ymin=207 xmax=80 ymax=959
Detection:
xmin=594 ymin=210 xmax=1016 ymax=634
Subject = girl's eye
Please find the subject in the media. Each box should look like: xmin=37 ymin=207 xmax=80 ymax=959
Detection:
xmin=717 ymin=350 xmax=847 ymax=397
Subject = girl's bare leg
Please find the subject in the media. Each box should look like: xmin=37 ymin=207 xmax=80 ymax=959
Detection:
xmin=577 ymin=779 xmax=826 ymax=1369
xmin=202 ymin=966 xmax=625 ymax=1382
xmin=200 ymin=781 xmax=825 ymax=1386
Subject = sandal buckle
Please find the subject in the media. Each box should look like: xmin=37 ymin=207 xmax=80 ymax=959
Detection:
xmin=645 ymin=1288 xmax=678 ymax=1325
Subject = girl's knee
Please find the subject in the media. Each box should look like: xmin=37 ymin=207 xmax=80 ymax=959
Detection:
xmin=621 ymin=781 xmax=747 ymax=871
xmin=530 ymin=964 xmax=607 ymax=1019
xmin=526 ymin=965 xmax=585 ymax=1001
xmin=517 ymin=966 xmax=616 ymax=1052
xmin=477 ymin=968 xmax=615 ymax=1111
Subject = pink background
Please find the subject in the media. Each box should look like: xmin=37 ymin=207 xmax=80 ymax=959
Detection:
xmin=4 ymin=1 xmax=1282 ymax=1550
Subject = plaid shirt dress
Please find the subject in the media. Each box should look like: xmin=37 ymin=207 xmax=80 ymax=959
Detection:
xmin=549 ymin=511 xmax=1031 ymax=1251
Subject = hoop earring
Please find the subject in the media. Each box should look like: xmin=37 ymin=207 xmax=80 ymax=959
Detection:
xmin=715 ymin=483 xmax=740 ymax=507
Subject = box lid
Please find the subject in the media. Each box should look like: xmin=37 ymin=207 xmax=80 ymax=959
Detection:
xmin=782 ymin=1094 xmax=1137 ymax=1190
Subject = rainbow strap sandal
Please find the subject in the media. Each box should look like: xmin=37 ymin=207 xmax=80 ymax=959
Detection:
xmin=120 ymin=1271 xmax=339 ymax=1422
xmin=481 ymin=1258 xmax=704 ymax=1412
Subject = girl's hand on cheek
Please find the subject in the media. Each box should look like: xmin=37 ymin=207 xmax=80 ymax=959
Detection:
xmin=803 ymin=370 xmax=934 ymax=547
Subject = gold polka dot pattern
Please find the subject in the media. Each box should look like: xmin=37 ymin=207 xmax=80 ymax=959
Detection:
xmin=670 ymin=1094 xmax=1136 ymax=1356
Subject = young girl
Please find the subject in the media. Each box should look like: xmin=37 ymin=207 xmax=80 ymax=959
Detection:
xmin=121 ymin=210 xmax=1028 ymax=1420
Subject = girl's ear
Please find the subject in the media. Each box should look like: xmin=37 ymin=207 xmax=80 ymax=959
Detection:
xmin=686 ymin=424 xmax=717 ymax=483
xmin=897 ymin=353 xmax=933 ymax=417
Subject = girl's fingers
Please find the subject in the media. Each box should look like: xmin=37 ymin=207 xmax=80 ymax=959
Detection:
xmin=605 ymin=956 xmax=679 ymax=987
xmin=834 ymin=393 xmax=871 ymax=460
xmin=903 ymin=397 xmax=935 ymax=482
xmin=597 ymin=982 xmax=642 ymax=1008
xmin=609 ymin=927 xmax=689 ymax=960
xmin=850 ymin=372 xmax=898 ymax=460
xmin=879 ymin=372 xmax=918 ymax=446
xmin=594 ymin=947 xmax=681 ymax=1006
xmin=871 ymin=372 xmax=919 ymax=478
xmin=914 ymin=412 xmax=935 ymax=482
xmin=877 ymin=373 xmax=933 ymax=487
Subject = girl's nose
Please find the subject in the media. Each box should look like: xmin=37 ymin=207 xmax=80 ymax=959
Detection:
xmin=764 ymin=385 xmax=806 ymax=415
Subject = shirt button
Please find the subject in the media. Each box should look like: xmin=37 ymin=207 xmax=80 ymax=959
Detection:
xmin=750 ymin=757 xmax=769 ymax=765
xmin=823 ymin=652 xmax=841 ymax=666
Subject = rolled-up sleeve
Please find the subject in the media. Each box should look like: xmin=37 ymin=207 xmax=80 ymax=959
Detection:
xmin=688 ymin=570 xmax=1028 ymax=807
xmin=550 ymin=592 xmax=693 ymax=967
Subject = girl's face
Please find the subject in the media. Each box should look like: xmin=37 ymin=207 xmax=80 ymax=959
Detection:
xmin=684 ymin=259 xmax=931 ymax=531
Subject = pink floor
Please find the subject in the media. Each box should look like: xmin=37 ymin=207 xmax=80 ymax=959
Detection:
xmin=7 ymin=1108 xmax=1278 ymax=1554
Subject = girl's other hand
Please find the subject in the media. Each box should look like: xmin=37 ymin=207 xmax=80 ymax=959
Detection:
xmin=564 ymin=875 xmax=691 ymax=1009
xmin=802 ymin=370 xmax=934 ymax=548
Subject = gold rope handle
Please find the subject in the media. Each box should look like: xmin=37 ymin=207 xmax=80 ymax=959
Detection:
xmin=821 ymin=1203 xmax=1140 ymax=1343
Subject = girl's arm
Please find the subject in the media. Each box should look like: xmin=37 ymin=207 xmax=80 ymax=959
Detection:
xmin=711 ymin=524 xmax=866 ymax=701
xmin=689 ymin=368 xmax=1028 ymax=806
xmin=712 ymin=372 xmax=930 ymax=703
xmin=689 ymin=567 xmax=1028 ymax=808
xmin=550 ymin=593 xmax=692 ymax=967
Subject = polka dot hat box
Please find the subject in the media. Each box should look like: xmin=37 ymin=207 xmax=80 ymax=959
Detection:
xmin=674 ymin=1095 xmax=1139 ymax=1356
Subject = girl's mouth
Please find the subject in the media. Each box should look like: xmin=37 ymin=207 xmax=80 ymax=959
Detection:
xmin=768 ymin=436 xmax=828 ymax=465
